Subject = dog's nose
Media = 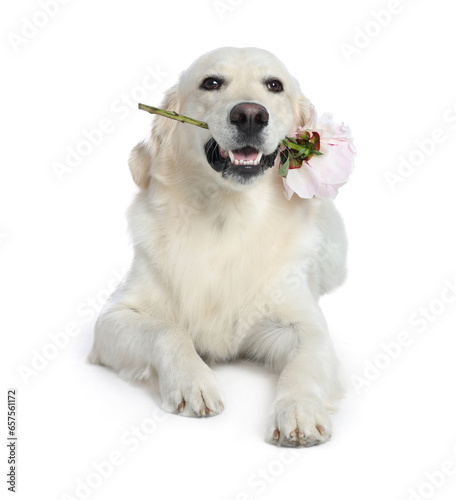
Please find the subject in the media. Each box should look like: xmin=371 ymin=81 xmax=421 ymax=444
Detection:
xmin=230 ymin=102 xmax=269 ymax=135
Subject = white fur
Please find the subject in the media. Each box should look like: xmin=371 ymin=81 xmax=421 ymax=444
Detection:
xmin=89 ymin=47 xmax=347 ymax=447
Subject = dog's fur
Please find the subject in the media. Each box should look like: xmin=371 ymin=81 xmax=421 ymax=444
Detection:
xmin=89 ymin=47 xmax=348 ymax=447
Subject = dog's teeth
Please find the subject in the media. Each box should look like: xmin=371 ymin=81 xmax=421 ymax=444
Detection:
xmin=219 ymin=147 xmax=229 ymax=159
xmin=229 ymin=152 xmax=262 ymax=166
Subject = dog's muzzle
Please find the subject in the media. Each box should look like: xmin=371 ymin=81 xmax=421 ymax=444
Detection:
xmin=205 ymin=102 xmax=278 ymax=183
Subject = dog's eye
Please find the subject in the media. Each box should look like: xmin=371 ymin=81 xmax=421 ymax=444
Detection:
xmin=266 ymin=79 xmax=283 ymax=93
xmin=201 ymin=77 xmax=222 ymax=91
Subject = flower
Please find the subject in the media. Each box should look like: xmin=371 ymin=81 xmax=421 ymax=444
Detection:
xmin=138 ymin=102 xmax=356 ymax=201
xmin=279 ymin=105 xmax=356 ymax=200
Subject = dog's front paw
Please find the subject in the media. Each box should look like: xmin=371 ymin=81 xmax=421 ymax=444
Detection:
xmin=160 ymin=361 xmax=224 ymax=418
xmin=267 ymin=396 xmax=332 ymax=447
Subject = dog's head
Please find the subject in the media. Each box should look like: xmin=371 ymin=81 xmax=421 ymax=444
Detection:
xmin=130 ymin=47 xmax=312 ymax=191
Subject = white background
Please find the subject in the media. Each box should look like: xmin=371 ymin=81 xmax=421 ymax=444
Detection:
xmin=2 ymin=0 xmax=456 ymax=499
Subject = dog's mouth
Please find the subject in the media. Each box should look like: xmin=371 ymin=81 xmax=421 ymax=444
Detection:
xmin=204 ymin=138 xmax=278 ymax=182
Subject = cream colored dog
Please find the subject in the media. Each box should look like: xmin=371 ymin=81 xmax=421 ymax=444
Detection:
xmin=89 ymin=47 xmax=347 ymax=447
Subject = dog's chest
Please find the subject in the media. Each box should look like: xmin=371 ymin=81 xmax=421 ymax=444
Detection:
xmin=142 ymin=188 xmax=320 ymax=359
xmin=155 ymin=207 xmax=287 ymax=355
xmin=167 ymin=211 xmax=265 ymax=305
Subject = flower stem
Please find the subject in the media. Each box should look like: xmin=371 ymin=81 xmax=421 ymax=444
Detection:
xmin=138 ymin=103 xmax=209 ymax=129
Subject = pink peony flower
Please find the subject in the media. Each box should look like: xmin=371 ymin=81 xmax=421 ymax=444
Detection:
xmin=280 ymin=105 xmax=356 ymax=200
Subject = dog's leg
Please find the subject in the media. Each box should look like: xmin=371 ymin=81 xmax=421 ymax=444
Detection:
xmin=241 ymin=293 xmax=344 ymax=447
xmin=267 ymin=330 xmax=343 ymax=447
xmin=89 ymin=305 xmax=224 ymax=417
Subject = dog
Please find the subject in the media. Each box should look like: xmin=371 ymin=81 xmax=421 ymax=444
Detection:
xmin=89 ymin=47 xmax=348 ymax=447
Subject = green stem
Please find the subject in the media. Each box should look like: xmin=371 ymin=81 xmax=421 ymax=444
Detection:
xmin=138 ymin=103 xmax=209 ymax=129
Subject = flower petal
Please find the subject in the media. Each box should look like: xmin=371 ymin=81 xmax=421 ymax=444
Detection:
xmin=282 ymin=163 xmax=321 ymax=199
xmin=310 ymin=142 xmax=355 ymax=184
xmin=315 ymin=182 xmax=343 ymax=200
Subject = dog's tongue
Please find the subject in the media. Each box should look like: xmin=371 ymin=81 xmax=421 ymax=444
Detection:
xmin=232 ymin=147 xmax=258 ymax=161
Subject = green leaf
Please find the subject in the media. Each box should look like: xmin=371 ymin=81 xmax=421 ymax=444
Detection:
xmin=285 ymin=141 xmax=303 ymax=152
xmin=278 ymin=151 xmax=290 ymax=177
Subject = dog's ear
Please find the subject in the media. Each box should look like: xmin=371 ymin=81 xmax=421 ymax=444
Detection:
xmin=291 ymin=77 xmax=314 ymax=129
xmin=151 ymin=84 xmax=180 ymax=142
xmin=128 ymin=85 xmax=180 ymax=190
xmin=128 ymin=140 xmax=152 ymax=189
xmin=295 ymin=92 xmax=313 ymax=128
